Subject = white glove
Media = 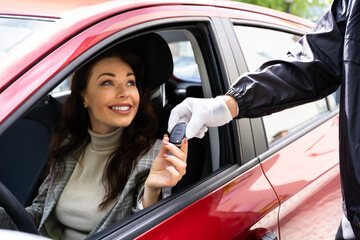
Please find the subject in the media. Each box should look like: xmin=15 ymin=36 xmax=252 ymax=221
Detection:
xmin=168 ymin=96 xmax=233 ymax=139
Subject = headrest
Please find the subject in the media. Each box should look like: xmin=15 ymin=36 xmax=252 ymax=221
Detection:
xmin=122 ymin=33 xmax=173 ymax=90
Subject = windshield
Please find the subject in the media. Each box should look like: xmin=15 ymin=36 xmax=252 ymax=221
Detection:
xmin=0 ymin=16 xmax=53 ymax=58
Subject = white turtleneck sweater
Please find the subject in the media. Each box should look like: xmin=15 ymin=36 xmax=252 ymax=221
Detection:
xmin=55 ymin=128 xmax=123 ymax=240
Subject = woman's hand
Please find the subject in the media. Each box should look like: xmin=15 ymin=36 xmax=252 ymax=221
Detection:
xmin=143 ymin=134 xmax=188 ymax=208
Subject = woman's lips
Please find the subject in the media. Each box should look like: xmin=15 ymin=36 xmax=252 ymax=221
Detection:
xmin=109 ymin=104 xmax=132 ymax=114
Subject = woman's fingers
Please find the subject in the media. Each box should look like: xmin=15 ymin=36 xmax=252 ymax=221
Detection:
xmin=165 ymin=165 xmax=182 ymax=182
xmin=180 ymin=138 xmax=188 ymax=157
xmin=164 ymin=154 xmax=187 ymax=176
xmin=158 ymin=134 xmax=170 ymax=156
xmin=162 ymin=138 xmax=188 ymax=162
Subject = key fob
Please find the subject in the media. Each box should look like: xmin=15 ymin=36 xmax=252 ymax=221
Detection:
xmin=169 ymin=122 xmax=187 ymax=146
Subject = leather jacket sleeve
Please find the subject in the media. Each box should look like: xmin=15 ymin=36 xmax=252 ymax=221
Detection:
xmin=226 ymin=0 xmax=345 ymax=119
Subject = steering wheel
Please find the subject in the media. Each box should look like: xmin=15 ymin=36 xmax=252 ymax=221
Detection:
xmin=0 ymin=181 xmax=39 ymax=235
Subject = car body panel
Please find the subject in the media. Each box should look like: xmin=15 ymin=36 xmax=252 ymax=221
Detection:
xmin=260 ymin=115 xmax=342 ymax=239
xmin=135 ymin=164 xmax=279 ymax=239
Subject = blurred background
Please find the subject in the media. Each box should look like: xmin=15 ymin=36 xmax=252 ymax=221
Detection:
xmin=234 ymin=0 xmax=332 ymax=22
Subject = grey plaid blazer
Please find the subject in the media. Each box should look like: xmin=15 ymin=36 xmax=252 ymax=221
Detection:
xmin=0 ymin=139 xmax=170 ymax=239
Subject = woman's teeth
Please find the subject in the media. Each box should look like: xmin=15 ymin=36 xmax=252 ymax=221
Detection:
xmin=112 ymin=106 xmax=130 ymax=111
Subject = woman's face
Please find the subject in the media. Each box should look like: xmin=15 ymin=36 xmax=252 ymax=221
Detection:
xmin=82 ymin=56 xmax=140 ymax=134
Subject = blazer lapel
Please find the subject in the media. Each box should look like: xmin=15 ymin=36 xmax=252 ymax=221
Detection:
xmin=39 ymin=153 xmax=79 ymax=229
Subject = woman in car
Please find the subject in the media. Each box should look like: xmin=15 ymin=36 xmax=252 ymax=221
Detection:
xmin=0 ymin=47 xmax=188 ymax=239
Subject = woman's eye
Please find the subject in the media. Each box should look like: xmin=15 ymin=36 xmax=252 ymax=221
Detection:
xmin=100 ymin=80 xmax=114 ymax=86
xmin=127 ymin=80 xmax=136 ymax=86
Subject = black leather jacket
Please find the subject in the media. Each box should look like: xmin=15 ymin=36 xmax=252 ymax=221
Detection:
xmin=227 ymin=0 xmax=360 ymax=235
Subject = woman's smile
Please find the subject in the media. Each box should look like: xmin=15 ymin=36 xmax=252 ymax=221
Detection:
xmin=110 ymin=104 xmax=132 ymax=114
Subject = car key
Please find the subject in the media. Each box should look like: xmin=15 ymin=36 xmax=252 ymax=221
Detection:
xmin=169 ymin=122 xmax=187 ymax=146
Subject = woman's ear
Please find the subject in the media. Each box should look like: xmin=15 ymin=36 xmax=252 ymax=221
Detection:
xmin=81 ymin=92 xmax=88 ymax=108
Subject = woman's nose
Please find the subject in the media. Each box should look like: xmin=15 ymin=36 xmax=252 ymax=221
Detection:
xmin=115 ymin=85 xmax=129 ymax=98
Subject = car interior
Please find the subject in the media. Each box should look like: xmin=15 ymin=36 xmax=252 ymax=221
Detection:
xmin=0 ymin=29 xmax=221 ymax=208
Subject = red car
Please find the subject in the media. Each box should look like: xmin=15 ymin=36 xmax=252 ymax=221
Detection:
xmin=0 ymin=0 xmax=341 ymax=239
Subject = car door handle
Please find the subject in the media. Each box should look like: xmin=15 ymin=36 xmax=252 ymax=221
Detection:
xmin=261 ymin=232 xmax=278 ymax=240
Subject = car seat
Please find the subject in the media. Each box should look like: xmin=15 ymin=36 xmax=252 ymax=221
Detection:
xmin=121 ymin=33 xmax=174 ymax=91
xmin=0 ymin=95 xmax=61 ymax=206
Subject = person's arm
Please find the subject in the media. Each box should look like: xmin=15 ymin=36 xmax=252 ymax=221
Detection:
xmin=0 ymin=208 xmax=18 ymax=230
xmin=0 ymin=172 xmax=52 ymax=230
xmin=223 ymin=95 xmax=238 ymax=118
xmin=168 ymin=0 xmax=344 ymax=138
xmin=25 ymin=171 xmax=52 ymax=227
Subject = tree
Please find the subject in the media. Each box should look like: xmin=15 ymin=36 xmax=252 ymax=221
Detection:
xmin=234 ymin=0 xmax=332 ymax=22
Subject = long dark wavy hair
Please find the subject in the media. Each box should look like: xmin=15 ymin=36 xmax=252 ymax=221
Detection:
xmin=48 ymin=47 xmax=158 ymax=209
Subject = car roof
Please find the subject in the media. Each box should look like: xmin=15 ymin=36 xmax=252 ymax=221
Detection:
xmin=0 ymin=0 xmax=311 ymax=26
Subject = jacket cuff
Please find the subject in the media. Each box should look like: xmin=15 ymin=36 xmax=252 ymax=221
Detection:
xmin=226 ymin=87 xmax=245 ymax=119
xmin=136 ymin=186 xmax=145 ymax=211
xmin=135 ymin=186 xmax=167 ymax=211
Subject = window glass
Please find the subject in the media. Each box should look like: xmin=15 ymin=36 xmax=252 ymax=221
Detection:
xmin=263 ymin=100 xmax=328 ymax=144
xmin=169 ymin=41 xmax=201 ymax=83
xmin=0 ymin=17 xmax=52 ymax=58
xmin=233 ymin=25 xmax=300 ymax=71
xmin=233 ymin=25 xmax=328 ymax=144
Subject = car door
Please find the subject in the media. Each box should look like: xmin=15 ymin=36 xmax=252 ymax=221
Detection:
xmin=0 ymin=3 xmax=281 ymax=239
xmin=225 ymin=12 xmax=343 ymax=239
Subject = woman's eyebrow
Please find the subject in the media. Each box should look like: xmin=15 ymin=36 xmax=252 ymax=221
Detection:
xmin=97 ymin=72 xmax=116 ymax=80
xmin=97 ymin=72 xmax=134 ymax=79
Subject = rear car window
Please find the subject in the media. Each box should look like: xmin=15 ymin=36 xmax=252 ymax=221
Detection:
xmin=233 ymin=25 xmax=300 ymax=71
xmin=233 ymin=24 xmax=330 ymax=145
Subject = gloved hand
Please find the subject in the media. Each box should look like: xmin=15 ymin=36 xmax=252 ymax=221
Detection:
xmin=168 ymin=96 xmax=233 ymax=139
